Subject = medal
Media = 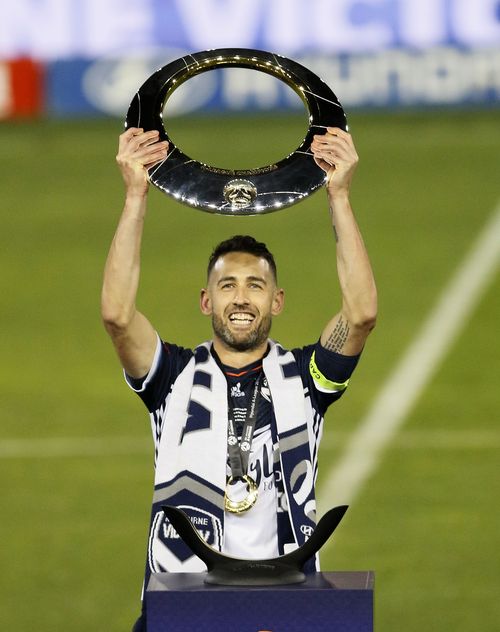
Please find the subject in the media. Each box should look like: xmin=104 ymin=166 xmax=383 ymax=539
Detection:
xmin=225 ymin=374 xmax=262 ymax=514
xmin=224 ymin=475 xmax=259 ymax=514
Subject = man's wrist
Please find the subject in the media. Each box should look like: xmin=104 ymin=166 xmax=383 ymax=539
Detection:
xmin=326 ymin=187 xmax=350 ymax=204
xmin=125 ymin=187 xmax=149 ymax=203
xmin=122 ymin=188 xmax=149 ymax=220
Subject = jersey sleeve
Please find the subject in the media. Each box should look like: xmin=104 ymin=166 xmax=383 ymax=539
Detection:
xmin=292 ymin=340 xmax=361 ymax=414
xmin=124 ymin=333 xmax=193 ymax=411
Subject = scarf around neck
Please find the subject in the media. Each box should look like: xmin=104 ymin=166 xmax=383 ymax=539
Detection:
xmin=146 ymin=340 xmax=319 ymax=575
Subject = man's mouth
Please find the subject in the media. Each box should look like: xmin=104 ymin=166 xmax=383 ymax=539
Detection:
xmin=228 ymin=312 xmax=256 ymax=325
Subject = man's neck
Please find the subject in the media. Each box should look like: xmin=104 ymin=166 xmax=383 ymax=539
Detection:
xmin=211 ymin=338 xmax=268 ymax=369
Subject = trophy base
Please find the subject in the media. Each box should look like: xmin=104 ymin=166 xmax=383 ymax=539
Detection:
xmin=204 ymin=564 xmax=305 ymax=586
xmin=146 ymin=572 xmax=375 ymax=632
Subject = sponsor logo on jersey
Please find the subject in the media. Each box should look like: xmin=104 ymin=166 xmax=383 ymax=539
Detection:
xmin=231 ymin=382 xmax=245 ymax=398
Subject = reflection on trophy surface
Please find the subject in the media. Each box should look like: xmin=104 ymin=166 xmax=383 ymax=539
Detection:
xmin=125 ymin=48 xmax=347 ymax=215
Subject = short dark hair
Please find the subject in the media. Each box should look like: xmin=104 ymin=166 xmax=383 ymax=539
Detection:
xmin=207 ymin=235 xmax=277 ymax=281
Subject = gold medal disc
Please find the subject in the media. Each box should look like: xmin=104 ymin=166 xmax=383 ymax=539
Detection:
xmin=224 ymin=475 xmax=258 ymax=514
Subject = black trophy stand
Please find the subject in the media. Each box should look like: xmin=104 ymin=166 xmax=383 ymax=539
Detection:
xmin=161 ymin=504 xmax=348 ymax=586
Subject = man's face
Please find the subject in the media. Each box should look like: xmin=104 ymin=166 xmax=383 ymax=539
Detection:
xmin=200 ymin=252 xmax=284 ymax=352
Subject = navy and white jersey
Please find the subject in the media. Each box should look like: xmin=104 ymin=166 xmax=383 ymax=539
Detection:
xmin=127 ymin=338 xmax=359 ymax=458
xmin=126 ymin=337 xmax=359 ymax=560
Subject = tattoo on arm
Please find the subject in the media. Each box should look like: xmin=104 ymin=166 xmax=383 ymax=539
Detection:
xmin=329 ymin=206 xmax=339 ymax=242
xmin=324 ymin=316 xmax=350 ymax=353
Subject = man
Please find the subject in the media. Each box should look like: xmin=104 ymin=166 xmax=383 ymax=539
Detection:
xmin=101 ymin=126 xmax=377 ymax=630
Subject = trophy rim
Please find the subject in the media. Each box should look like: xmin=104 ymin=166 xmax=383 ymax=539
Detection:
xmin=125 ymin=48 xmax=347 ymax=215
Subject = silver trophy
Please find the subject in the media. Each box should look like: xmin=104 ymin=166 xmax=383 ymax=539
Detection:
xmin=126 ymin=48 xmax=347 ymax=215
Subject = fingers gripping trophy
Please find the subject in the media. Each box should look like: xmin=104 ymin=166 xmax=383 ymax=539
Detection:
xmin=107 ymin=49 xmax=377 ymax=595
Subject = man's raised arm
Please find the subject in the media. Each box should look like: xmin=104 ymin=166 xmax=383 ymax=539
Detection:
xmin=311 ymin=127 xmax=377 ymax=356
xmin=101 ymin=128 xmax=169 ymax=378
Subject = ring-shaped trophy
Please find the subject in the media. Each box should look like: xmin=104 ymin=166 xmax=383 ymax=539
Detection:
xmin=125 ymin=48 xmax=347 ymax=215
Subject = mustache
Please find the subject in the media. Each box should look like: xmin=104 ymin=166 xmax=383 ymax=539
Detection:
xmin=225 ymin=304 xmax=256 ymax=314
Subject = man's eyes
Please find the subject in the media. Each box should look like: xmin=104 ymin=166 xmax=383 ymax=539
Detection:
xmin=220 ymin=283 xmax=263 ymax=290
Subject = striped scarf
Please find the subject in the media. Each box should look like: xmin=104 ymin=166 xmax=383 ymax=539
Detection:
xmin=146 ymin=340 xmax=319 ymax=575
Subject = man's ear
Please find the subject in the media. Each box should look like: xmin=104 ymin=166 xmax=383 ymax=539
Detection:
xmin=272 ymin=288 xmax=285 ymax=316
xmin=200 ymin=288 xmax=212 ymax=315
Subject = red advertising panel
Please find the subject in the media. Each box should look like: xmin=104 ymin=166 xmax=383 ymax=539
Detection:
xmin=0 ymin=58 xmax=44 ymax=119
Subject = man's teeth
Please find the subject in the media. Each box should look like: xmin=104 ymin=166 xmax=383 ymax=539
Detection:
xmin=229 ymin=313 xmax=255 ymax=323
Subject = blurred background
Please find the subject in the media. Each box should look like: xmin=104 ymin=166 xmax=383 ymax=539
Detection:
xmin=1 ymin=1 xmax=499 ymax=630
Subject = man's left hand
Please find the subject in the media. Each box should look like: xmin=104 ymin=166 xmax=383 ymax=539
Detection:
xmin=310 ymin=127 xmax=359 ymax=195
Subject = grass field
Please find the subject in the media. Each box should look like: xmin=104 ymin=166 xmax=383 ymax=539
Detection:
xmin=1 ymin=109 xmax=499 ymax=631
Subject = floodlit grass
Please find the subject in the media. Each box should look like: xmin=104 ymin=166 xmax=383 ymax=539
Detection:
xmin=0 ymin=109 xmax=499 ymax=631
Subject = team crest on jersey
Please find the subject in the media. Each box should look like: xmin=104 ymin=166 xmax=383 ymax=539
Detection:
xmin=149 ymin=505 xmax=222 ymax=572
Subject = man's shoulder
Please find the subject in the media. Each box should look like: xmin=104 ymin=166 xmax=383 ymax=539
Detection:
xmin=273 ymin=340 xmax=317 ymax=363
xmin=277 ymin=339 xmax=361 ymax=403
xmin=266 ymin=340 xmax=317 ymax=382
xmin=127 ymin=339 xmax=195 ymax=408
xmin=159 ymin=340 xmax=195 ymax=374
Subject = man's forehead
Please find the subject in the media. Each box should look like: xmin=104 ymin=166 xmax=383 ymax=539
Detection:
xmin=210 ymin=252 xmax=272 ymax=278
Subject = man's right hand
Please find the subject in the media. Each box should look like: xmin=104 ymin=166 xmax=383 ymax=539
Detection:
xmin=116 ymin=127 xmax=169 ymax=197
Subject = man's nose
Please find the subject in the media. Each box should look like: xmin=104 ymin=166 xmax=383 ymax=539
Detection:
xmin=232 ymin=287 xmax=250 ymax=304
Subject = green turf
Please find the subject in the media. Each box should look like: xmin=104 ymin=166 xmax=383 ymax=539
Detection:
xmin=0 ymin=110 xmax=499 ymax=630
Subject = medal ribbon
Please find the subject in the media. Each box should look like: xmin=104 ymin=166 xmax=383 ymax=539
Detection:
xmin=227 ymin=374 xmax=262 ymax=478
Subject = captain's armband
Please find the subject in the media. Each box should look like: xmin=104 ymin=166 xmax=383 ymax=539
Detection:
xmin=309 ymin=351 xmax=350 ymax=393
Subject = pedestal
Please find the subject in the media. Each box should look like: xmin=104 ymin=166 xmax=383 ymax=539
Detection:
xmin=146 ymin=571 xmax=374 ymax=632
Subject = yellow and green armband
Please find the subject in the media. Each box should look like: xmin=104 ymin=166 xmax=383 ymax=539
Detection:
xmin=309 ymin=351 xmax=350 ymax=393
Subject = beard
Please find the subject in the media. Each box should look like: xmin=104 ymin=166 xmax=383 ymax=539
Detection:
xmin=212 ymin=312 xmax=272 ymax=352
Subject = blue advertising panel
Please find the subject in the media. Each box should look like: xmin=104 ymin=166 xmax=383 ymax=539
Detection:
xmin=1 ymin=0 xmax=500 ymax=59
xmin=1 ymin=1 xmax=499 ymax=114
xmin=45 ymin=46 xmax=500 ymax=117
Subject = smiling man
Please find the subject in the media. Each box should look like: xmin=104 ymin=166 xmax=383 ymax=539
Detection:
xmin=102 ymin=127 xmax=377 ymax=632
xmin=202 ymin=247 xmax=284 ymax=359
